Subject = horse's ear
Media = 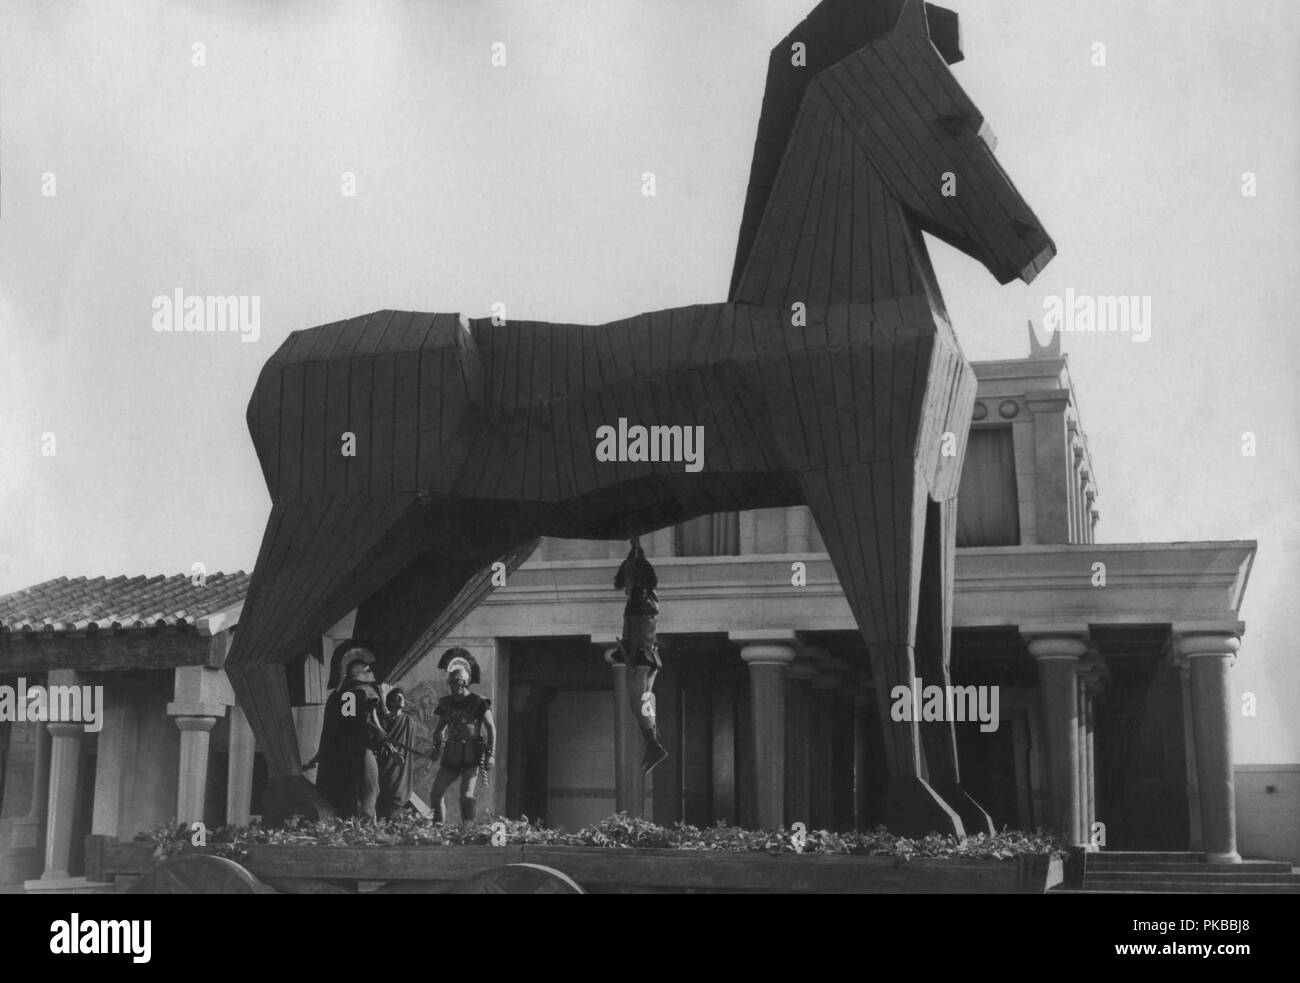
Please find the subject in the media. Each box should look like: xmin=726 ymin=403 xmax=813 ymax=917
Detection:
xmin=893 ymin=0 xmax=929 ymax=37
xmin=924 ymin=4 xmax=963 ymax=64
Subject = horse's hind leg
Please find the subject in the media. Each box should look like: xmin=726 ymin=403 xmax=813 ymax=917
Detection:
xmin=798 ymin=462 xmax=965 ymax=837
xmin=915 ymin=497 xmax=996 ymax=835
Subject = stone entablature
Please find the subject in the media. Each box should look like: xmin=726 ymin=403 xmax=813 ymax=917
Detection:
xmin=439 ymin=541 xmax=1255 ymax=641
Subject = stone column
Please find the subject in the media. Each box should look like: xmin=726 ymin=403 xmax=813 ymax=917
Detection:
xmin=174 ymin=716 xmax=217 ymax=825
xmin=167 ymin=666 xmax=231 ymax=828
xmin=1076 ymin=672 xmax=1088 ymax=844
xmin=40 ymin=721 xmax=85 ymax=881
xmin=853 ymin=686 xmax=872 ymax=831
xmin=1024 ymin=628 xmax=1087 ymax=845
xmin=733 ymin=632 xmax=796 ymax=830
xmin=1024 ymin=390 xmax=1072 ymax=544
xmin=604 ymin=645 xmax=645 ymax=817
xmin=226 ymin=704 xmax=256 ymax=826
xmin=810 ymin=670 xmax=841 ymax=829
xmin=1173 ymin=654 xmax=1203 ymax=851
xmin=783 ymin=660 xmax=815 ymax=826
xmin=1175 ymin=630 xmax=1242 ymax=863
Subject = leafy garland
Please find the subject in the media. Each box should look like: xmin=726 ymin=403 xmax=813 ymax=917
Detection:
xmin=139 ymin=813 xmax=1064 ymax=863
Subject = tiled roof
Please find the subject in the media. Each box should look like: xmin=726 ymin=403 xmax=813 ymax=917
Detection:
xmin=0 ymin=572 xmax=249 ymax=634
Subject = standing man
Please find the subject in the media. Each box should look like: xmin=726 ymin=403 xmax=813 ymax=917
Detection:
xmin=427 ymin=649 xmax=495 ymax=823
xmin=305 ymin=642 xmax=388 ymax=820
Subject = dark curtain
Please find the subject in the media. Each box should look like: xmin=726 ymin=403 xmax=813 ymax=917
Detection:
xmin=676 ymin=513 xmax=740 ymax=556
xmin=956 ymin=428 xmax=1021 ymax=547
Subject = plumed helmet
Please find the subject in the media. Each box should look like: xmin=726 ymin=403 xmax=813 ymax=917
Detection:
xmin=437 ymin=646 xmax=480 ymax=685
xmin=329 ymin=639 xmax=377 ymax=688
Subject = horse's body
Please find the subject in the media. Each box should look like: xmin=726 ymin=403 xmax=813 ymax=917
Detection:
xmin=230 ymin=0 xmax=1055 ymax=834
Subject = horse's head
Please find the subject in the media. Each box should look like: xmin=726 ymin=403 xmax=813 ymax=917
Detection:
xmin=834 ymin=0 xmax=1055 ymax=284
xmin=732 ymin=0 xmax=1054 ymax=297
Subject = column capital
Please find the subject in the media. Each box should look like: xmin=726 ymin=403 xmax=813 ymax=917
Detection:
xmin=739 ymin=644 xmax=797 ymax=666
xmin=1172 ymin=621 xmax=1244 ymax=641
xmin=174 ymin=715 xmax=217 ymax=733
xmin=1174 ymin=633 xmax=1241 ymax=660
xmin=167 ymin=700 xmax=227 ymax=718
xmin=729 ymin=629 xmax=800 ymax=646
xmin=46 ymin=722 xmax=85 ymax=739
xmin=1026 ymin=636 xmax=1088 ymax=660
xmin=1021 ymin=624 xmax=1089 ymax=660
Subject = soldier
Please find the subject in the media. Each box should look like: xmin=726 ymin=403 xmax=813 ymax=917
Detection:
xmin=428 ymin=649 xmax=495 ymax=823
xmin=305 ymin=642 xmax=388 ymax=820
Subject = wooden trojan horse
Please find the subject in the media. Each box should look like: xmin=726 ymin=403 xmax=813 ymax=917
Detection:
xmin=228 ymin=0 xmax=1055 ymax=833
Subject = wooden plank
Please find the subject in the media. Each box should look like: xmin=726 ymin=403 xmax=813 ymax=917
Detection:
xmin=314 ymin=319 xmax=361 ymax=499
xmin=739 ymin=87 xmax=837 ymax=308
xmin=364 ymin=312 xmax=401 ymax=495
xmin=277 ymin=360 xmax=307 ymax=501
xmin=827 ymin=306 xmax=859 ymax=466
xmin=392 ymin=313 xmax=430 ymax=492
xmin=0 ymin=630 xmax=212 ymax=674
xmin=567 ymin=326 xmax=598 ymax=497
xmin=247 ymin=496 xmax=362 ymax=661
xmin=346 ymin=350 xmax=374 ymax=497
xmin=244 ymin=845 xmax=525 ymax=882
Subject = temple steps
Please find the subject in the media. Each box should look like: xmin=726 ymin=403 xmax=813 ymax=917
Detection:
xmin=1055 ymin=851 xmax=1300 ymax=894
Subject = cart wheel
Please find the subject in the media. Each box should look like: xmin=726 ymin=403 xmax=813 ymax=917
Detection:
xmin=447 ymin=863 xmax=584 ymax=894
xmin=127 ymin=854 xmax=276 ymax=894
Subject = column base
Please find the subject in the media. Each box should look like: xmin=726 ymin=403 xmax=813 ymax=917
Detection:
xmin=880 ymin=776 xmax=965 ymax=837
xmin=1206 ymin=851 xmax=1241 ymax=864
xmin=261 ymin=776 xmax=337 ymax=827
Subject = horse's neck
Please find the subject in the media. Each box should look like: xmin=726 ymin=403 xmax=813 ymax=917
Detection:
xmin=732 ymin=102 xmax=948 ymax=322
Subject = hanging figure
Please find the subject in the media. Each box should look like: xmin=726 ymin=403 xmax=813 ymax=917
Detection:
xmin=428 ymin=648 xmax=495 ymax=823
xmin=613 ymin=537 xmax=668 ymax=773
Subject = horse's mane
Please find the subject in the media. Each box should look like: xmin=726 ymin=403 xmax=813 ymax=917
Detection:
xmin=728 ymin=0 xmax=961 ymax=300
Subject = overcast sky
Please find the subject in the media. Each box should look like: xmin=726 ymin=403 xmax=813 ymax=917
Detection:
xmin=1 ymin=0 xmax=1296 ymax=762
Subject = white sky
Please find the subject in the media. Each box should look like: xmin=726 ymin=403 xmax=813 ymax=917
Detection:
xmin=1 ymin=0 xmax=1296 ymax=762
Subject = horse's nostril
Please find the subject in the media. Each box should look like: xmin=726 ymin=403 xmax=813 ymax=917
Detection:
xmin=937 ymin=113 xmax=971 ymax=138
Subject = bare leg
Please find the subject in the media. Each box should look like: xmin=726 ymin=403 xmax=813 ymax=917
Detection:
xmin=459 ymin=768 xmax=481 ymax=822
xmin=631 ymin=665 xmax=667 ymax=773
xmin=358 ymin=749 xmax=380 ymax=821
xmin=430 ymin=763 xmax=459 ymax=823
